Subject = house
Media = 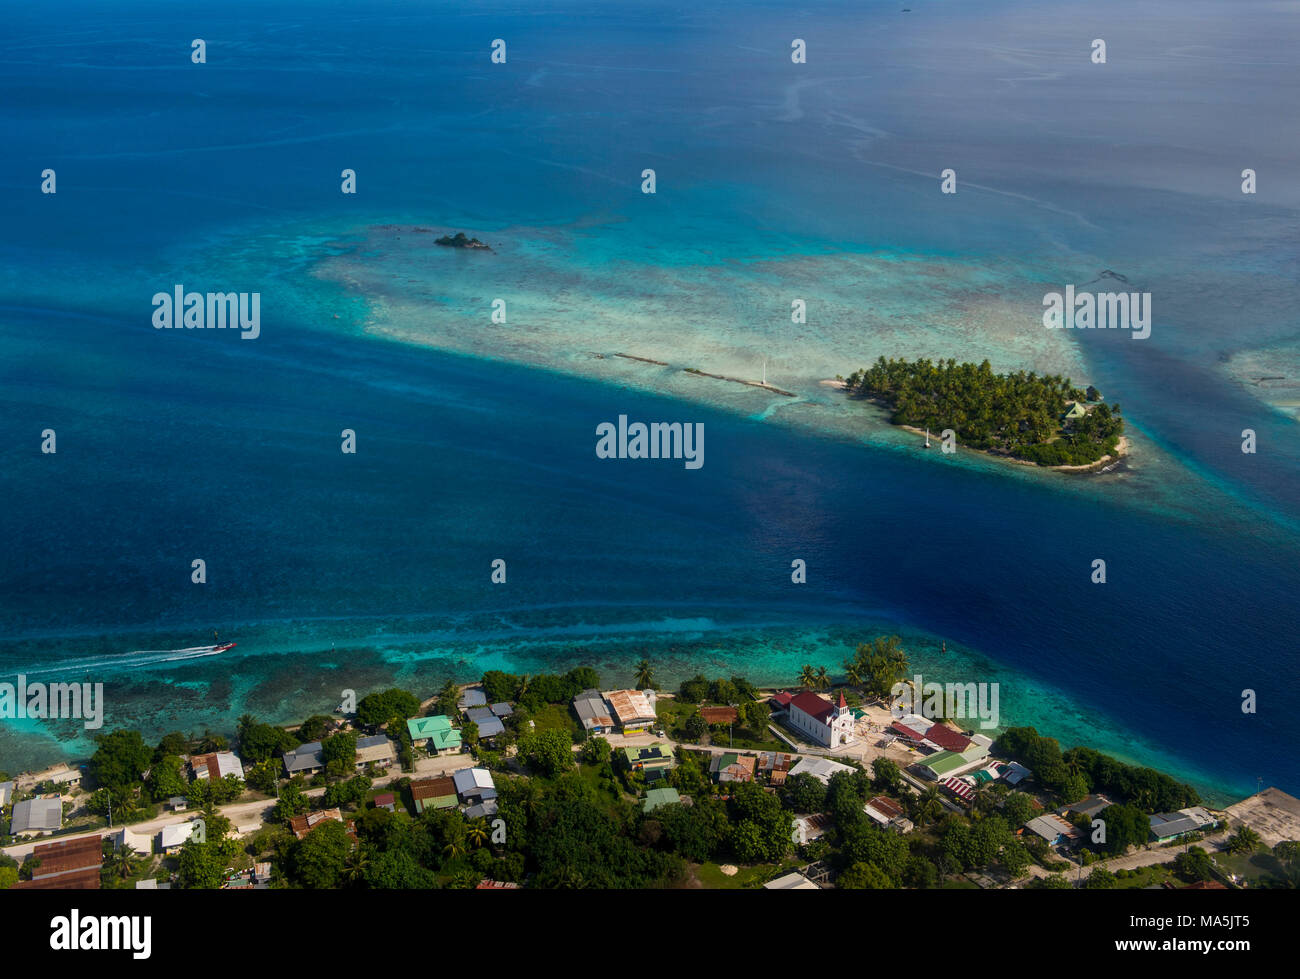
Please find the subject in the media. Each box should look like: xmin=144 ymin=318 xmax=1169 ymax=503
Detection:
xmin=1060 ymin=794 xmax=1113 ymax=820
xmin=45 ymin=766 xmax=83 ymax=790
xmin=457 ymin=688 xmax=488 ymax=711
xmin=700 ymin=706 xmax=739 ymax=725
xmin=573 ymin=690 xmax=615 ymax=734
xmin=374 ymin=792 xmax=396 ymax=812
xmin=709 ymin=752 xmax=758 ymax=784
xmin=643 ymin=787 xmax=682 ymax=813
xmin=159 ymin=821 xmax=200 ymax=853
xmin=354 ymin=734 xmax=396 ymax=769
xmin=785 ymin=691 xmax=855 ymax=749
xmin=787 ymin=756 xmax=855 ymax=786
xmin=0 ymin=780 xmax=14 ymax=806
xmin=411 ymin=776 xmax=458 ymax=814
xmin=407 ymin=715 xmax=463 ymax=753
xmin=489 ymin=702 xmax=514 ymax=719
xmin=998 ymin=761 xmax=1031 ymax=786
xmin=23 ymin=835 xmax=103 ymax=883
xmin=465 ymin=706 xmax=506 ymax=739
xmin=452 ymin=767 xmax=497 ymax=805
xmin=793 ymin=812 xmax=833 ymax=842
xmin=604 ymin=689 xmax=658 ymax=733
xmin=189 ymin=751 xmax=244 ymax=782
xmin=865 ymin=796 xmax=914 ymax=833
xmin=9 ymin=796 xmax=63 ymax=837
xmin=167 ymin=795 xmax=188 ymax=811
xmin=288 ymin=808 xmax=354 ymax=841
xmin=764 ymin=872 xmax=819 ymax=890
xmin=1025 ymin=813 xmax=1082 ymax=847
xmin=768 ymin=691 xmax=795 ymax=711
xmin=464 ymin=800 xmax=499 ymax=820
xmin=1150 ymin=807 xmax=1218 ymax=843
xmin=623 ymin=744 xmax=675 ymax=779
xmin=1062 ymin=401 xmax=1088 ymax=421
xmin=758 ymin=752 xmax=795 ymax=785
xmin=282 ymin=741 xmax=325 ymax=777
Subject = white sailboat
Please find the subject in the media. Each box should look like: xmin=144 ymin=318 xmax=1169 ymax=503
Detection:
xmin=924 ymin=428 xmax=931 ymax=449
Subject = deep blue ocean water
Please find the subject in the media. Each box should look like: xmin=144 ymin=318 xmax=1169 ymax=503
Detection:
xmin=1 ymin=0 xmax=1297 ymax=802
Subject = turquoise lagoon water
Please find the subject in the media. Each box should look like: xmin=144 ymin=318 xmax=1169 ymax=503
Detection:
xmin=1 ymin=0 xmax=1298 ymax=806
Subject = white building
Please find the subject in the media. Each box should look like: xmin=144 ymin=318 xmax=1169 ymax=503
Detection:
xmin=786 ymin=691 xmax=855 ymax=748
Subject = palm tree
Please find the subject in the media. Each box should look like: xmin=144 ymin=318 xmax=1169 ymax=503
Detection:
xmin=843 ymin=661 xmax=864 ymax=691
xmin=815 ymin=666 xmax=830 ymax=690
xmin=634 ymin=659 xmax=655 ymax=691
xmin=342 ymin=848 xmax=369 ymax=886
xmin=798 ymin=664 xmax=817 ymax=690
xmin=103 ymin=844 xmax=138 ymax=882
xmin=442 ymin=838 xmax=465 ymax=861
xmin=916 ymin=787 xmax=944 ymax=828
xmin=467 ymin=818 xmax=490 ymax=849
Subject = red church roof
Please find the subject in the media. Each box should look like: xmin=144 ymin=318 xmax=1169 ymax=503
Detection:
xmin=789 ymin=691 xmax=836 ymax=722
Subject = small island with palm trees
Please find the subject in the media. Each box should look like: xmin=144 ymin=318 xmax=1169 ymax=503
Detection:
xmin=841 ymin=357 xmax=1126 ymax=469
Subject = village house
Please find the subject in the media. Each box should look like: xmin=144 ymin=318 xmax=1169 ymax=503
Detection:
xmin=758 ymin=752 xmax=795 ymax=785
xmin=1024 ymin=813 xmax=1082 ymax=847
xmin=865 ymin=795 xmax=914 ymax=833
xmin=288 ymin=808 xmax=355 ymax=841
xmin=623 ymin=743 xmax=676 ymax=779
xmin=453 ymin=767 xmax=497 ymax=806
xmin=709 ymin=752 xmax=758 ymax=784
xmin=465 ymin=706 xmax=506 ymax=740
xmin=159 ymin=820 xmax=201 ymax=854
xmin=603 ymin=688 xmax=658 ymax=734
xmin=787 ymin=756 xmax=855 ymax=786
xmin=572 ymin=689 xmax=615 ymax=734
xmin=9 ymin=796 xmax=63 ymax=838
xmin=411 ymin=776 xmax=458 ymax=814
xmin=354 ymin=734 xmax=396 ymax=769
xmin=643 ymin=787 xmax=682 ymax=813
xmin=407 ymin=714 xmax=463 ymax=753
xmin=282 ymin=741 xmax=325 ymax=778
xmin=188 ymin=750 xmax=245 ymax=782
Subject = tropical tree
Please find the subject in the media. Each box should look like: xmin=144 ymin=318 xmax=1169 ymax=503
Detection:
xmin=798 ymin=664 xmax=817 ymax=690
xmin=815 ymin=666 xmax=830 ymax=690
xmin=634 ymin=659 xmax=655 ymax=690
xmin=467 ymin=818 xmax=490 ymax=849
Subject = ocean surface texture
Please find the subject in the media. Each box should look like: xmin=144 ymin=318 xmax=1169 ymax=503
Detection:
xmin=1 ymin=0 xmax=1298 ymax=805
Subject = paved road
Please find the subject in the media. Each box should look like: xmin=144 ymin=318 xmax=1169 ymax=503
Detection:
xmin=1018 ymin=831 xmax=1229 ymax=884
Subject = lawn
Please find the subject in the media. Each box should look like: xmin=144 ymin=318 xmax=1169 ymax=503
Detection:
xmin=694 ymin=858 xmax=801 ymax=889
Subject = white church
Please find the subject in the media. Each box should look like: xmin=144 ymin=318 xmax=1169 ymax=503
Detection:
xmin=785 ymin=691 xmax=855 ymax=748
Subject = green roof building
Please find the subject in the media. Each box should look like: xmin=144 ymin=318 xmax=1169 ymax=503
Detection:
xmin=643 ymin=787 xmax=682 ymax=813
xmin=1062 ymin=401 xmax=1088 ymax=421
xmin=918 ymin=751 xmax=969 ymax=779
xmin=407 ymin=715 xmax=463 ymax=753
xmin=623 ymin=744 xmax=675 ymax=773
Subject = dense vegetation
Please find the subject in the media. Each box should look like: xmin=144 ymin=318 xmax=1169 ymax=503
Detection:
xmin=843 ymin=357 xmax=1123 ymax=466
xmin=995 ymin=727 xmax=1200 ymax=811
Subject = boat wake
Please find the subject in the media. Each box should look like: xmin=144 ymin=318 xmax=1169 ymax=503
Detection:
xmin=13 ymin=644 xmax=235 ymax=679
